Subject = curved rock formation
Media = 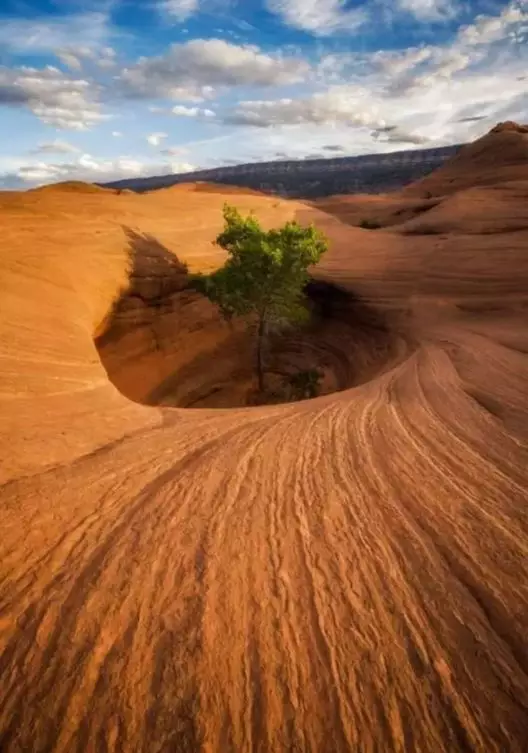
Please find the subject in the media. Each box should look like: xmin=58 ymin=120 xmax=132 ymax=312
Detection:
xmin=1 ymin=129 xmax=528 ymax=752
xmin=403 ymin=121 xmax=528 ymax=196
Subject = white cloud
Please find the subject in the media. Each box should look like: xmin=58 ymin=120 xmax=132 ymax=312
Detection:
xmin=166 ymin=161 xmax=196 ymax=174
xmin=395 ymin=0 xmax=460 ymax=22
xmin=457 ymin=3 xmax=528 ymax=45
xmin=112 ymin=131 xmax=123 ymax=137
xmin=372 ymin=127 xmax=431 ymax=144
xmin=0 ymin=12 xmax=110 ymax=55
xmin=160 ymin=0 xmax=200 ymax=21
xmin=233 ymin=18 xmax=257 ymax=32
xmin=171 ymin=104 xmax=215 ymax=117
xmin=0 ymin=65 xmax=105 ymax=129
xmin=195 ymin=123 xmax=430 ymax=165
xmin=147 ymin=132 xmax=169 ymax=146
xmin=217 ymin=3 xmax=527 ymax=150
xmin=57 ymin=50 xmax=83 ymax=71
xmin=223 ymin=88 xmax=387 ymax=129
xmin=373 ymin=47 xmax=433 ymax=76
xmin=30 ymin=139 xmax=81 ymax=155
xmin=375 ymin=60 xmax=526 ymax=145
xmin=370 ymin=2 xmax=527 ymax=99
xmin=96 ymin=47 xmax=118 ymax=71
xmin=266 ymin=0 xmax=368 ymax=35
xmin=0 ymin=11 xmax=118 ymax=79
xmin=120 ymin=39 xmax=310 ymax=100
xmin=266 ymin=0 xmax=525 ymax=35
xmin=385 ymin=49 xmax=475 ymax=96
xmin=161 ymin=146 xmax=189 ymax=156
xmin=0 ymin=154 xmax=197 ymax=189
xmin=422 ymin=49 xmax=471 ymax=81
xmin=55 ymin=44 xmax=117 ymax=72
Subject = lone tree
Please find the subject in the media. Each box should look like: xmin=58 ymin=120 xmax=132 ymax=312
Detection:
xmin=190 ymin=204 xmax=328 ymax=392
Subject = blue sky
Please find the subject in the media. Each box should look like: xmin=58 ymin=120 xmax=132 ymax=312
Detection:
xmin=0 ymin=0 xmax=526 ymax=187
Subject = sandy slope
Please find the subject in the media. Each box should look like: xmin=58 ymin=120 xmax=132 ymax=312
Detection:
xmin=1 ymin=128 xmax=528 ymax=752
xmin=402 ymin=121 xmax=528 ymax=197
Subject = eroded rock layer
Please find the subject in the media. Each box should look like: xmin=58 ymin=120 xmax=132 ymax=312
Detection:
xmin=1 ymin=126 xmax=528 ymax=753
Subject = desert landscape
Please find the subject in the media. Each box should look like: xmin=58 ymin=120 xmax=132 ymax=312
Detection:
xmin=1 ymin=121 xmax=528 ymax=753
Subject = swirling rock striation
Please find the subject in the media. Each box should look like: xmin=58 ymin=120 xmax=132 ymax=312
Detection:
xmin=0 ymin=125 xmax=527 ymax=753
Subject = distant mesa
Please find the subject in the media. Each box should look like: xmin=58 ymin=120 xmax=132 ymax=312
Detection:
xmin=102 ymin=144 xmax=464 ymax=199
xmin=12 ymin=122 xmax=528 ymax=202
xmin=101 ymin=122 xmax=527 ymax=200
xmin=98 ymin=123 xmax=527 ymax=200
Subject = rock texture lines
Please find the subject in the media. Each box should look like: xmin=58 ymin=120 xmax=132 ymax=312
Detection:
xmin=1 ymin=125 xmax=527 ymax=752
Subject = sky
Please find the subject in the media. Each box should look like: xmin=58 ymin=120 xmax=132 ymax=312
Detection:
xmin=0 ymin=0 xmax=526 ymax=188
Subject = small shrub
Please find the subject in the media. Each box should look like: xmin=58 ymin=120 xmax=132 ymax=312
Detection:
xmin=284 ymin=368 xmax=323 ymax=401
xmin=359 ymin=218 xmax=382 ymax=230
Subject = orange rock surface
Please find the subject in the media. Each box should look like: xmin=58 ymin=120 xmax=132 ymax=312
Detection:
xmin=403 ymin=120 xmax=528 ymax=196
xmin=1 ymin=126 xmax=527 ymax=752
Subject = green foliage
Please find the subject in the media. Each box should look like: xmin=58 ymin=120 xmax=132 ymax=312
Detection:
xmin=359 ymin=218 xmax=382 ymax=229
xmin=190 ymin=204 xmax=328 ymax=393
xmin=194 ymin=204 xmax=327 ymax=322
xmin=284 ymin=368 xmax=323 ymax=401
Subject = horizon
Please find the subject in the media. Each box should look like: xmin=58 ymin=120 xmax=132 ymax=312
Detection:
xmin=100 ymin=140 xmax=463 ymax=191
xmin=1 ymin=0 xmax=526 ymax=189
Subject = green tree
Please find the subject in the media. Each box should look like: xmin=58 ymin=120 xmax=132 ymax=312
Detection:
xmin=190 ymin=204 xmax=328 ymax=393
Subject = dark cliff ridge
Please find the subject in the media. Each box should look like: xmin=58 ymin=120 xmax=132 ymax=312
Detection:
xmin=102 ymin=143 xmax=463 ymax=198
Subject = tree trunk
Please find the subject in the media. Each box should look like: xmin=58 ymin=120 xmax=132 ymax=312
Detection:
xmin=257 ymin=315 xmax=266 ymax=393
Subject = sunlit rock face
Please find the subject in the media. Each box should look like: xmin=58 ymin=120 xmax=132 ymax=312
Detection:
xmin=1 ymin=124 xmax=528 ymax=753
